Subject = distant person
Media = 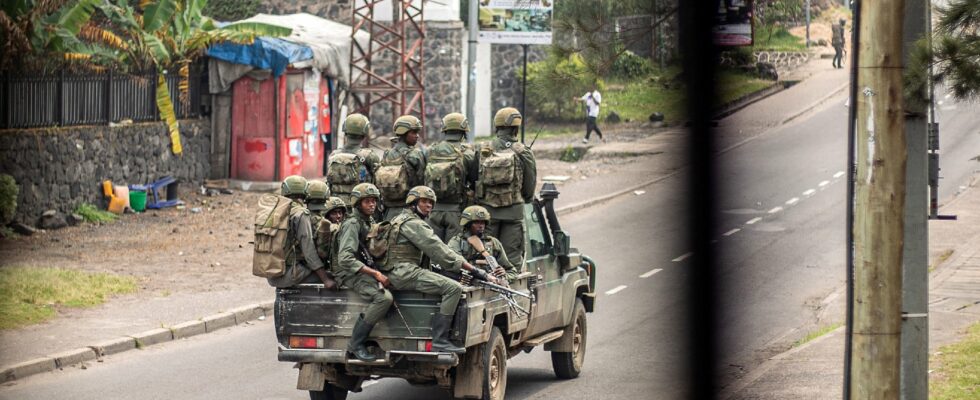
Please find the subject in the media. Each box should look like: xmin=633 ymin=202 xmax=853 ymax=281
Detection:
xmin=832 ymin=19 xmax=846 ymax=69
xmin=574 ymin=86 xmax=603 ymax=143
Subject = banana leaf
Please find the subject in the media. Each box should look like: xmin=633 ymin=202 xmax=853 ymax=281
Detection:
xmin=156 ymin=73 xmax=182 ymax=155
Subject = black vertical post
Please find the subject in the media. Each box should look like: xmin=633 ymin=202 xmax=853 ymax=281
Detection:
xmin=843 ymin=0 xmax=863 ymax=398
xmin=57 ymin=69 xmax=65 ymax=126
xmin=4 ymin=75 xmax=10 ymax=129
xmin=521 ymin=43 xmax=528 ymax=144
xmin=106 ymin=69 xmax=113 ymax=125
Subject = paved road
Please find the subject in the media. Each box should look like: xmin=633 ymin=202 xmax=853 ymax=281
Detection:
xmin=2 ymin=90 xmax=976 ymax=399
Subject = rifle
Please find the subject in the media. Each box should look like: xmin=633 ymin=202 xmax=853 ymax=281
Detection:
xmin=470 ymin=277 xmax=532 ymax=316
xmin=528 ymin=127 xmax=543 ymax=149
xmin=466 ymin=235 xmax=505 ymax=282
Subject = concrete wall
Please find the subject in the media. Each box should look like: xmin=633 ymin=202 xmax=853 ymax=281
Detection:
xmin=0 ymin=120 xmax=211 ymax=224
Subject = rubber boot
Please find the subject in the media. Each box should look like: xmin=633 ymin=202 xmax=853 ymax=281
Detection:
xmin=430 ymin=313 xmax=465 ymax=354
xmin=347 ymin=315 xmax=377 ymax=361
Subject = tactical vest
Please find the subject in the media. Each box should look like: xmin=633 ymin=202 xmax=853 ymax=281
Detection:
xmin=476 ymin=142 xmax=525 ymax=208
xmin=424 ymin=141 xmax=466 ymax=204
xmin=327 ymin=148 xmax=374 ymax=200
xmin=315 ymin=218 xmax=340 ymax=262
xmin=283 ymin=205 xmax=308 ymax=268
xmin=382 ymin=213 xmax=423 ymax=269
xmin=376 ymin=147 xmax=412 ymax=203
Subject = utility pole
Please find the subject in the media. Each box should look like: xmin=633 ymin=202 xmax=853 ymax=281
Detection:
xmin=805 ymin=0 xmax=811 ymax=47
xmin=465 ymin=0 xmax=479 ymax=143
xmin=849 ymin=1 xmax=907 ymax=399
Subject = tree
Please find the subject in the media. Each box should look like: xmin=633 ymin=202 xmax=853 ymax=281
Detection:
xmin=907 ymin=0 xmax=980 ymax=106
xmin=754 ymin=0 xmax=804 ymax=42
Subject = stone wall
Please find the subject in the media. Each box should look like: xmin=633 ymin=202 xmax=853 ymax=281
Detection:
xmin=0 ymin=120 xmax=211 ymax=224
xmin=490 ymin=44 xmax=547 ymax=114
xmin=422 ymin=21 xmax=464 ymax=140
xmin=258 ymin=0 xmax=351 ymax=22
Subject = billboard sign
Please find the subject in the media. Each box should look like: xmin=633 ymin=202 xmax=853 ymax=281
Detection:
xmin=478 ymin=0 xmax=554 ymax=45
xmin=714 ymin=0 xmax=754 ymax=46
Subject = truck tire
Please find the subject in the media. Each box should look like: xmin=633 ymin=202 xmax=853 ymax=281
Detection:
xmin=309 ymin=382 xmax=348 ymax=400
xmin=483 ymin=327 xmax=508 ymax=400
xmin=551 ymin=298 xmax=587 ymax=379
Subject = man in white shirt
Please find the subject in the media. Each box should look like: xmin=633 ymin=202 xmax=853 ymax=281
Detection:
xmin=575 ymin=87 xmax=603 ymax=143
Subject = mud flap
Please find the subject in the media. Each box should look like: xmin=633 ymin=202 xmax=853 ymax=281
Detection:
xmin=452 ymin=346 xmax=485 ymax=399
xmin=297 ymin=363 xmax=327 ymax=391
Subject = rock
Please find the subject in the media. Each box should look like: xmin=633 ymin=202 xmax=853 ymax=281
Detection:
xmin=606 ymin=111 xmax=621 ymax=124
xmin=206 ymin=189 xmax=220 ymax=197
xmin=42 ymin=209 xmax=58 ymax=217
xmin=37 ymin=212 xmax=68 ymax=230
xmin=817 ymin=38 xmax=828 ymax=46
xmin=756 ymin=62 xmax=778 ymax=81
xmin=11 ymin=222 xmax=37 ymax=236
xmin=219 ymin=188 xmax=233 ymax=195
xmin=172 ymin=227 xmax=179 ymax=234
xmin=190 ymin=207 xmax=202 ymax=214
xmin=649 ymin=112 xmax=665 ymax=122
xmin=67 ymin=213 xmax=84 ymax=226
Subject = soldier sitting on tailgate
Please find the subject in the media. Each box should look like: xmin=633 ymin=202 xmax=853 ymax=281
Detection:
xmin=379 ymin=186 xmax=500 ymax=353
xmin=267 ymin=175 xmax=337 ymax=290
xmin=448 ymin=205 xmax=516 ymax=283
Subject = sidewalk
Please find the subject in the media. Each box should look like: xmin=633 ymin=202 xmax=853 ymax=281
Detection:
xmin=723 ymin=176 xmax=980 ymax=399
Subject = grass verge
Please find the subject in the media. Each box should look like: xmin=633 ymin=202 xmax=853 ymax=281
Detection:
xmin=793 ymin=322 xmax=843 ymax=348
xmin=930 ymin=322 xmax=980 ymax=399
xmin=753 ymin=26 xmax=806 ymax=52
xmin=75 ymin=203 xmax=118 ymax=223
xmin=717 ymin=70 xmax=776 ymax=107
xmin=0 ymin=266 xmax=137 ymax=329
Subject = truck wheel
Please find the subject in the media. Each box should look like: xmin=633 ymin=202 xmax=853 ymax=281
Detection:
xmin=483 ymin=327 xmax=508 ymax=400
xmin=551 ymin=298 xmax=587 ymax=379
xmin=309 ymin=382 xmax=348 ymax=400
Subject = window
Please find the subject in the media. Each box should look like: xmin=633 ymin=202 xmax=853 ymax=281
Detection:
xmin=525 ymin=204 xmax=551 ymax=258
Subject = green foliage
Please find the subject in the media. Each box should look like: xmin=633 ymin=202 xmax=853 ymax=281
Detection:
xmin=0 ymin=174 xmax=17 ymax=226
xmin=930 ymin=321 xmax=980 ymax=399
xmin=612 ymin=50 xmax=654 ymax=79
xmin=522 ymin=51 xmax=600 ymax=122
xmin=559 ymin=145 xmax=586 ymax=163
xmin=74 ymin=203 xmax=118 ymax=223
xmin=0 ymin=266 xmax=137 ymax=329
xmin=753 ymin=25 xmax=805 ymax=52
xmin=726 ymin=47 xmax=757 ymax=66
xmin=906 ymin=0 xmax=980 ymax=107
xmin=717 ymin=69 xmax=775 ymax=106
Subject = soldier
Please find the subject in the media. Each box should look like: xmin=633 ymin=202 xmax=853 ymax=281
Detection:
xmin=425 ymin=113 xmax=478 ymax=242
xmin=377 ymin=115 xmax=426 ymax=221
xmin=306 ymin=180 xmax=330 ymax=221
xmin=333 ymin=183 xmax=393 ymax=361
xmin=832 ymin=19 xmax=846 ymax=69
xmin=327 ymin=113 xmax=380 ymax=207
xmin=448 ymin=205 xmax=517 ymax=282
xmin=381 ymin=186 xmax=499 ymax=353
xmin=475 ymin=107 xmax=537 ymax=267
xmin=267 ymin=175 xmax=337 ymax=290
xmin=315 ymin=196 xmax=348 ymax=263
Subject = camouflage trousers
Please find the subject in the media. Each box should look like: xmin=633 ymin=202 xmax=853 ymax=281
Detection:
xmin=267 ymin=262 xmax=314 ymax=288
xmin=487 ymin=219 xmax=525 ymax=267
xmin=340 ymin=274 xmax=394 ymax=325
xmin=427 ymin=209 xmax=462 ymax=243
xmin=386 ymin=263 xmax=462 ymax=315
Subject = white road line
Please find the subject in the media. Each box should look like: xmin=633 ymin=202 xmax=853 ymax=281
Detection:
xmin=833 ymin=171 xmax=845 ymax=179
xmin=746 ymin=217 xmax=762 ymax=225
xmin=786 ymin=197 xmax=800 ymax=205
xmin=803 ymin=189 xmax=816 ymax=196
xmin=605 ymin=285 xmax=628 ymax=295
xmin=672 ymin=252 xmax=693 ymax=262
xmin=640 ymin=269 xmax=662 ymax=278
xmin=767 ymin=206 xmax=783 ymax=214
xmin=818 ymin=180 xmax=830 ymax=187
xmin=722 ymin=228 xmax=741 ymax=236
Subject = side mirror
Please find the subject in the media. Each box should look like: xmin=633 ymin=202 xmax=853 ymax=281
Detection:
xmin=553 ymin=230 xmax=570 ymax=257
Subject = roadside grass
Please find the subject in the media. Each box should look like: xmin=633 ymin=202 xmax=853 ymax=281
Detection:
xmin=793 ymin=322 xmax=843 ymax=348
xmin=753 ymin=26 xmax=806 ymax=52
xmin=930 ymin=322 xmax=980 ymax=399
xmin=0 ymin=266 xmax=137 ymax=329
xmin=717 ymin=70 xmax=776 ymax=107
xmin=75 ymin=203 xmax=118 ymax=223
xmin=602 ymin=74 xmax=686 ymax=125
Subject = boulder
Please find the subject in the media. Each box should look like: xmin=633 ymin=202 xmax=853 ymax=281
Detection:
xmin=756 ymin=62 xmax=778 ymax=81
xmin=10 ymin=222 xmax=36 ymax=236
xmin=606 ymin=111 xmax=621 ymax=124
xmin=67 ymin=213 xmax=84 ymax=226
xmin=649 ymin=112 xmax=665 ymax=122
xmin=37 ymin=211 xmax=68 ymax=230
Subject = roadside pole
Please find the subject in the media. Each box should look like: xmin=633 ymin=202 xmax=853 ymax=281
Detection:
xmin=900 ymin=1 xmax=929 ymax=398
xmin=465 ymin=0 xmax=479 ymax=143
xmin=849 ymin=1 xmax=907 ymax=398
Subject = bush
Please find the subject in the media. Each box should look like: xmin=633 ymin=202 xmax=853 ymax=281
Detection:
xmin=203 ymin=0 xmax=262 ymax=21
xmin=612 ymin=51 xmax=654 ymax=78
xmin=522 ymin=52 xmax=602 ymax=122
xmin=0 ymin=174 xmax=17 ymax=225
xmin=74 ymin=203 xmax=118 ymax=223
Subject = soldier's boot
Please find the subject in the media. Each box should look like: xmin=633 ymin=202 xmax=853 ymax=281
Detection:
xmin=430 ymin=313 xmax=465 ymax=354
xmin=347 ymin=315 xmax=377 ymax=361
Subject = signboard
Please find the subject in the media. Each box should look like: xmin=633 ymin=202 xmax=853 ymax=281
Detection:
xmin=713 ymin=0 xmax=754 ymax=46
xmin=478 ymin=0 xmax=554 ymax=45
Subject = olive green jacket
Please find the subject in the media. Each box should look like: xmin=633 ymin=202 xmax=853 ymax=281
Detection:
xmin=384 ymin=210 xmax=466 ymax=271
xmin=332 ymin=210 xmax=374 ymax=281
xmin=479 ymin=133 xmax=536 ymax=220
xmin=447 ymin=233 xmax=517 ymax=281
xmin=338 ymin=142 xmax=381 ymax=179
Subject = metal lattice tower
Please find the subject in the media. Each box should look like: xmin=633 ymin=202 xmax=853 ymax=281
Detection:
xmin=349 ymin=0 xmax=426 ymax=136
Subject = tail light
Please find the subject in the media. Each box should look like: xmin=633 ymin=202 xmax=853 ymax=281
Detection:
xmin=289 ymin=336 xmax=323 ymax=349
xmin=418 ymin=340 xmax=433 ymax=352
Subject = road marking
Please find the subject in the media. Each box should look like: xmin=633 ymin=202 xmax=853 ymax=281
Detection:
xmin=640 ymin=269 xmax=662 ymax=278
xmin=767 ymin=206 xmax=783 ymax=214
xmin=722 ymin=228 xmax=741 ymax=236
xmin=786 ymin=197 xmax=800 ymax=205
xmin=746 ymin=217 xmax=762 ymax=225
xmin=833 ymin=171 xmax=845 ymax=179
xmin=803 ymin=189 xmax=816 ymax=196
xmin=818 ymin=180 xmax=830 ymax=187
xmin=605 ymin=285 xmax=628 ymax=295
xmin=672 ymin=252 xmax=693 ymax=262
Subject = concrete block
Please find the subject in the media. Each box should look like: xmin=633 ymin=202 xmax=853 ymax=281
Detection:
xmin=228 ymin=305 xmax=264 ymax=325
xmin=203 ymin=312 xmax=236 ymax=333
xmin=49 ymin=348 xmax=97 ymax=368
xmin=0 ymin=357 xmax=56 ymax=383
xmin=89 ymin=337 xmax=136 ymax=357
xmin=171 ymin=320 xmax=206 ymax=339
xmin=258 ymin=300 xmax=274 ymax=313
xmin=129 ymin=327 xmax=173 ymax=348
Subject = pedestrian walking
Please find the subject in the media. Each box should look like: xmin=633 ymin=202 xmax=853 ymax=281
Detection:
xmin=574 ymin=86 xmax=603 ymax=143
xmin=832 ymin=19 xmax=846 ymax=69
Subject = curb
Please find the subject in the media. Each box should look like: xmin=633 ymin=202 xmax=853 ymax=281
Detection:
xmin=0 ymin=300 xmax=274 ymax=383
xmin=780 ymin=81 xmax=849 ymax=125
xmin=713 ymin=82 xmax=786 ymax=120
xmin=556 ymin=171 xmax=680 ymax=216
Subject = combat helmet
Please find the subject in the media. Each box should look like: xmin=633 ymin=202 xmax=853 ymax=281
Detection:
xmin=460 ymin=205 xmax=491 ymax=227
xmin=306 ymin=180 xmax=329 ymax=210
xmin=344 ymin=113 xmax=371 ymax=137
xmin=441 ymin=113 xmax=470 ymax=133
xmin=350 ymin=183 xmax=381 ymax=207
xmin=280 ymin=175 xmax=309 ymax=198
xmin=405 ymin=185 xmax=437 ymax=205
xmin=393 ymin=115 xmax=423 ymax=135
xmin=325 ymin=197 xmax=347 ymax=214
xmin=493 ymin=107 xmax=522 ymax=127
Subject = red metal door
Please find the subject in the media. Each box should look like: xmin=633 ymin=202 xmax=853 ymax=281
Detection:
xmin=279 ymin=72 xmax=306 ymax=179
xmin=230 ymin=77 xmax=276 ymax=181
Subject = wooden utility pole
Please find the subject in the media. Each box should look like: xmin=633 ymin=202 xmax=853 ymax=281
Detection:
xmin=849 ymin=1 xmax=907 ymax=398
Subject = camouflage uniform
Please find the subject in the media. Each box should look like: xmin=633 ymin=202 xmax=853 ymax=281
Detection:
xmin=447 ymin=233 xmax=517 ymax=282
xmin=333 ymin=208 xmax=393 ymax=325
xmin=382 ymin=140 xmax=427 ymax=220
xmin=267 ymin=200 xmax=325 ymax=288
xmin=426 ymin=114 xmax=478 ymax=242
xmin=331 ymin=142 xmax=380 ymax=203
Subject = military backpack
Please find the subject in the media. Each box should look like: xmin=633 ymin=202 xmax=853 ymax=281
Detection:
xmin=375 ymin=149 xmax=411 ymax=204
xmin=424 ymin=142 xmax=466 ymax=204
xmin=476 ymin=142 xmax=525 ymax=208
xmin=365 ymin=212 xmax=412 ymax=266
xmin=252 ymin=194 xmax=300 ymax=278
xmin=326 ymin=149 xmax=374 ymax=196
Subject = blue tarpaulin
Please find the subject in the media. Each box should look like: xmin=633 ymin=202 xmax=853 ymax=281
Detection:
xmin=206 ymin=37 xmax=313 ymax=77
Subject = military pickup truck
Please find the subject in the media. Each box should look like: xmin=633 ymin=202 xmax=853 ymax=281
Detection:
xmin=274 ymin=183 xmax=597 ymax=400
